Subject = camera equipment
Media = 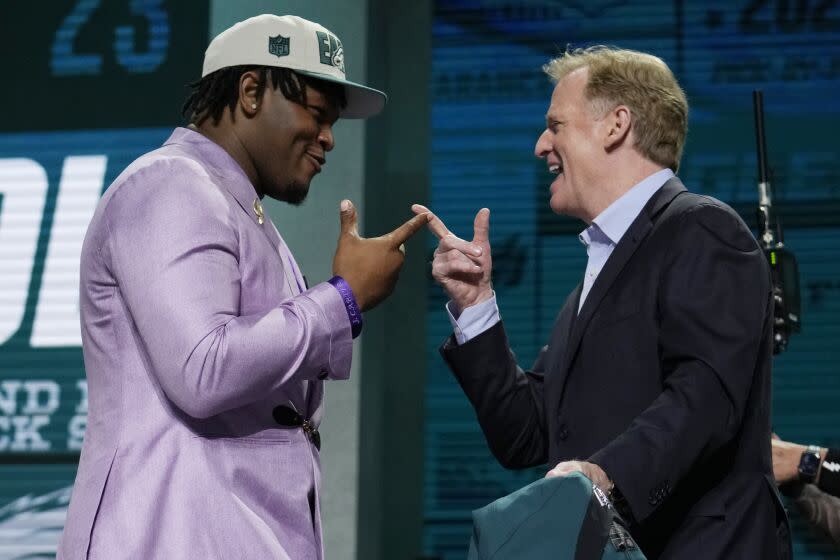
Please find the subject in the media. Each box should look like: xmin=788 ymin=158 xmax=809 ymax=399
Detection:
xmin=753 ymin=90 xmax=801 ymax=354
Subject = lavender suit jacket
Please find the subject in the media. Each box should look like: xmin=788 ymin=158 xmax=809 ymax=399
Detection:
xmin=58 ymin=128 xmax=353 ymax=559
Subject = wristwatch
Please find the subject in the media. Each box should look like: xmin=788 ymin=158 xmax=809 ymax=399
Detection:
xmin=798 ymin=445 xmax=823 ymax=484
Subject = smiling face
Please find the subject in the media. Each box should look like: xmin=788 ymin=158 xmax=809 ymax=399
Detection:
xmin=534 ymin=67 xmax=610 ymax=222
xmin=247 ymin=79 xmax=340 ymax=205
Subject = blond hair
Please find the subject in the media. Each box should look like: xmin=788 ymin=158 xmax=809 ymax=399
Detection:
xmin=543 ymin=46 xmax=688 ymax=172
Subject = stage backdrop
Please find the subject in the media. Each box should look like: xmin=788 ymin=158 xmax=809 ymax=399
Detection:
xmin=0 ymin=1 xmax=209 ymax=557
xmin=422 ymin=1 xmax=840 ymax=559
xmin=2 ymin=1 xmax=840 ymax=559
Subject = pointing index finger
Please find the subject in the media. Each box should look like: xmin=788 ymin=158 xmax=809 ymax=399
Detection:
xmin=411 ymin=203 xmax=451 ymax=240
xmin=390 ymin=212 xmax=432 ymax=247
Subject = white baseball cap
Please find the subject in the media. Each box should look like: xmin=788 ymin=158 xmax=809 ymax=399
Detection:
xmin=202 ymin=14 xmax=386 ymax=119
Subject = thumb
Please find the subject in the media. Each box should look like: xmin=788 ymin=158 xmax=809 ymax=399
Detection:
xmin=472 ymin=208 xmax=490 ymax=244
xmin=339 ymin=199 xmax=359 ymax=236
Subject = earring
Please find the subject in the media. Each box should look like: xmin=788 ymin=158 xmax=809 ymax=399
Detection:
xmin=251 ymin=103 xmax=257 ymax=110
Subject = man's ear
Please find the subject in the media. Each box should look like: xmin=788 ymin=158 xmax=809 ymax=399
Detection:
xmin=239 ymin=70 xmax=262 ymax=117
xmin=603 ymin=105 xmax=631 ymax=151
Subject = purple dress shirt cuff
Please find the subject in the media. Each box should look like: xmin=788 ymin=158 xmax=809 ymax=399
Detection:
xmin=298 ymin=282 xmax=353 ymax=381
xmin=328 ymin=276 xmax=363 ymax=338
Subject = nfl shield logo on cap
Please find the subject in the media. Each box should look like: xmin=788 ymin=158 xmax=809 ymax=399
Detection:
xmin=268 ymin=35 xmax=290 ymax=57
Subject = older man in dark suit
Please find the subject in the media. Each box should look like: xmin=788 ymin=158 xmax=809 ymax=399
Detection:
xmin=414 ymin=46 xmax=790 ymax=558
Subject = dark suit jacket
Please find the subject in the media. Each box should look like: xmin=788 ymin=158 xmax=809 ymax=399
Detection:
xmin=442 ymin=178 xmax=791 ymax=559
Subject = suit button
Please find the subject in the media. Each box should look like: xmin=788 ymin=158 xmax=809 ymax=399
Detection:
xmin=318 ymin=369 xmax=329 ymax=380
xmin=557 ymin=424 xmax=569 ymax=441
xmin=649 ymin=488 xmax=662 ymax=506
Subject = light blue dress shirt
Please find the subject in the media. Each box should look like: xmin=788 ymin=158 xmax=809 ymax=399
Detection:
xmin=447 ymin=168 xmax=674 ymax=344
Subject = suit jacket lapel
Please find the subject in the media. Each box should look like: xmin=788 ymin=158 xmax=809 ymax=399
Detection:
xmin=264 ymin=219 xmax=306 ymax=295
xmin=556 ymin=178 xmax=687 ymax=392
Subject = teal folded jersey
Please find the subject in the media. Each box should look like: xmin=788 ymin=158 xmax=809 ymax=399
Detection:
xmin=467 ymin=472 xmax=646 ymax=560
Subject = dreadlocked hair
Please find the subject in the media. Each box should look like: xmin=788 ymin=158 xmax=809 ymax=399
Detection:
xmin=181 ymin=66 xmax=347 ymax=126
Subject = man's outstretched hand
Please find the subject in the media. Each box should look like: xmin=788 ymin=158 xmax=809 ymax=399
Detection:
xmin=333 ymin=200 xmax=430 ymax=312
xmin=412 ymin=204 xmax=493 ymax=314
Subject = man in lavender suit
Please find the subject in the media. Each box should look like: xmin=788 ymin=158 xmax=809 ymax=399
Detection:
xmin=58 ymin=15 xmax=427 ymax=560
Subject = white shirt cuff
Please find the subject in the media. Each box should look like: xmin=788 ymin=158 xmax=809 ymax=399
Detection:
xmin=445 ymin=294 xmax=500 ymax=345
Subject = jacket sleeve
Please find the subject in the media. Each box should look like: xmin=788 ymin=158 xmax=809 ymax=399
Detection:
xmin=441 ymin=320 xmax=550 ymax=469
xmin=793 ymin=484 xmax=840 ymax=548
xmin=589 ymin=203 xmax=772 ymax=522
xmin=100 ymin=158 xmax=352 ymax=419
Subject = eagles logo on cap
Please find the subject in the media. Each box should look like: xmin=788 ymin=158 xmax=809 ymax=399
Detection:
xmin=316 ymin=31 xmax=345 ymax=73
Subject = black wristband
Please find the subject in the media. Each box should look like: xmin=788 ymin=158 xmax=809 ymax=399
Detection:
xmin=818 ymin=448 xmax=840 ymax=498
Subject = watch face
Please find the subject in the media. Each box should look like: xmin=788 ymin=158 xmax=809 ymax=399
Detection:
xmin=799 ymin=451 xmax=821 ymax=478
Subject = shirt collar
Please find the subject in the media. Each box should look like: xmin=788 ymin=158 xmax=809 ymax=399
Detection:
xmin=584 ymin=168 xmax=674 ymax=246
xmin=579 ymin=222 xmax=610 ymax=249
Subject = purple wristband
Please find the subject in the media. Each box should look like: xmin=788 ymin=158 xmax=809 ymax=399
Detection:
xmin=328 ymin=276 xmax=363 ymax=339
